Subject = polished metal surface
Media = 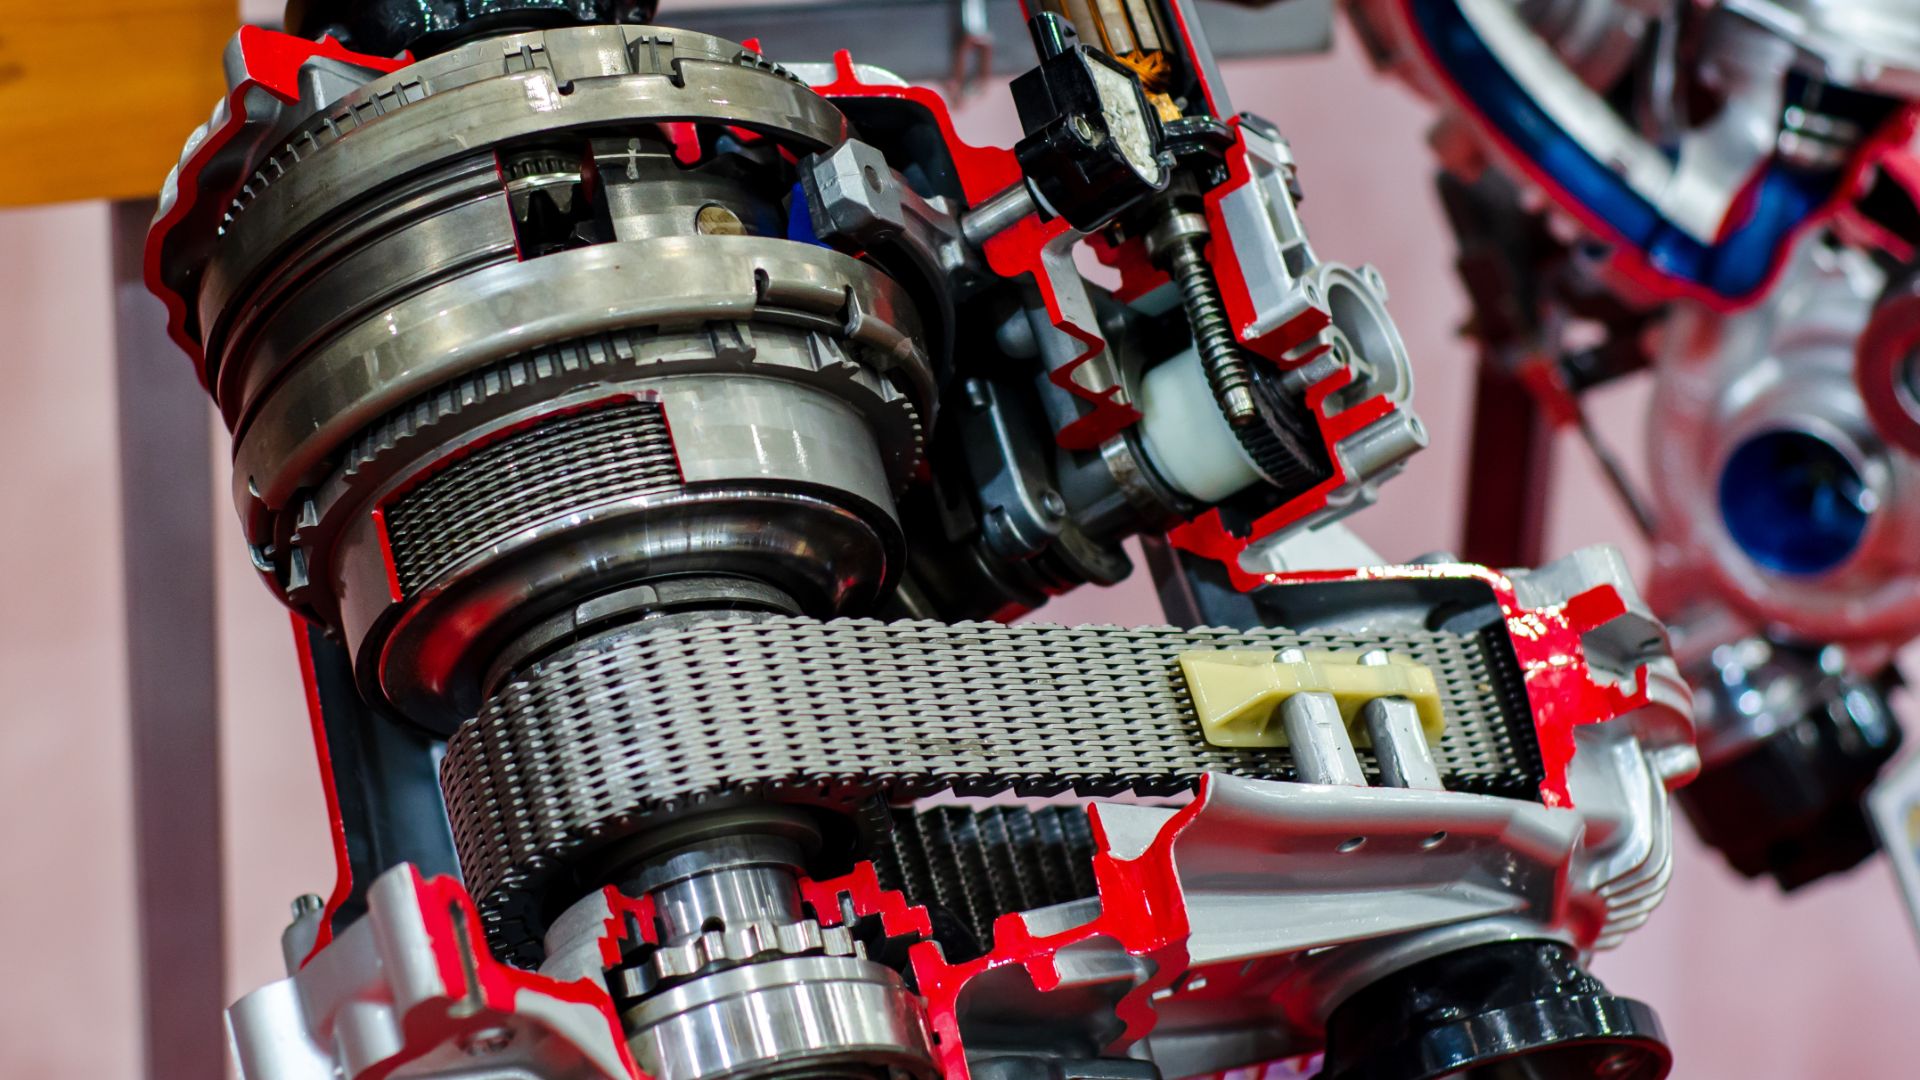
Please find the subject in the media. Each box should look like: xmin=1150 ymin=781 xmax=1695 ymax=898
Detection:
xmin=625 ymin=955 xmax=938 ymax=1080
xmin=235 ymin=238 xmax=928 ymax=530
xmin=960 ymin=182 xmax=1041 ymax=247
xmin=140 ymin=11 xmax=1700 ymax=1079
xmin=1648 ymin=237 xmax=1920 ymax=656
xmin=1683 ymin=636 xmax=1898 ymax=768
xmin=984 ymin=747 xmax=1681 ymax=1076
xmin=1725 ymin=0 xmax=1920 ymax=95
xmin=313 ymin=344 xmax=914 ymax=728
xmin=1359 ymin=647 xmax=1445 ymax=790
xmin=609 ymin=833 xmax=867 ymax=1000
xmin=369 ymin=485 xmax=902 ymax=730
xmin=1275 ymin=678 xmax=1367 ymax=787
xmin=1187 ymin=120 xmax=1424 ymax=524
xmin=637 ymin=835 xmax=807 ymax=937
xmin=195 ymin=27 xmax=847 ymax=347
xmin=1149 ymin=203 xmax=1258 ymax=427
xmin=229 ymin=866 xmax=635 ymax=1080
xmin=1363 ymin=697 xmax=1446 ymax=791
xmin=1347 ymin=0 xmax=1853 ymax=246
xmin=679 ymin=0 xmax=1336 ymax=83
xmin=1516 ymin=0 xmax=1664 ymax=89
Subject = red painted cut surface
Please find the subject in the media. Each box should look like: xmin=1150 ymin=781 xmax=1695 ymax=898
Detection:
xmin=1235 ymin=562 xmax=1660 ymax=809
xmin=1390 ymin=0 xmax=1920 ymax=313
xmin=595 ymin=885 xmax=660 ymax=970
xmin=1167 ymin=365 xmax=1394 ymax=575
xmin=289 ymin=612 xmax=354 ymax=967
xmin=144 ymin=27 xmax=406 ymax=374
xmin=1515 ymin=355 xmax=1581 ymax=428
xmin=1205 ymin=121 xmax=1334 ymax=367
xmin=801 ymin=860 xmax=935 ymax=940
xmin=659 ymin=121 xmax=705 ymax=166
xmin=802 ymin=808 xmax=1201 ymax=1080
xmin=353 ymin=869 xmax=641 ymax=1080
xmin=1085 ymin=229 xmax=1167 ymax=303
xmin=811 ymin=53 xmax=1140 ymax=449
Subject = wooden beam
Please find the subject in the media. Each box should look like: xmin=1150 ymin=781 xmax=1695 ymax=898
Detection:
xmin=0 ymin=0 xmax=232 ymax=207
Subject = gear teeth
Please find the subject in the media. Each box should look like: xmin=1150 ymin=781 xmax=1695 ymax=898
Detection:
xmin=871 ymin=807 xmax=1102 ymax=963
xmin=644 ymin=919 xmax=860 ymax=985
xmin=221 ymin=28 xmax=807 ymax=233
xmin=1235 ymin=361 xmax=1336 ymax=496
xmin=339 ymin=333 xmax=633 ymax=482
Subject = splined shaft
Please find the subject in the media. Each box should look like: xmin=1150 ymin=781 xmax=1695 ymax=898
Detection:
xmin=1152 ymin=205 xmax=1258 ymax=426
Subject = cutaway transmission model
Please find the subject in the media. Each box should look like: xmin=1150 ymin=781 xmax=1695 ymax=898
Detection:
xmin=147 ymin=1 xmax=1697 ymax=1077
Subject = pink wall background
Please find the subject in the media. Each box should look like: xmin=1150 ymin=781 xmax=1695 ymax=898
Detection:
xmin=2 ymin=23 xmax=1917 ymax=1077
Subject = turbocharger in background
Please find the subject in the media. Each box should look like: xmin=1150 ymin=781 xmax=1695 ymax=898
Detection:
xmin=1345 ymin=0 xmax=1920 ymax=890
xmin=1650 ymin=237 xmax=1911 ymax=887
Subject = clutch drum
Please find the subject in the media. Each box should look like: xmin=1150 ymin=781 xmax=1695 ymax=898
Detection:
xmin=163 ymin=25 xmax=937 ymax=732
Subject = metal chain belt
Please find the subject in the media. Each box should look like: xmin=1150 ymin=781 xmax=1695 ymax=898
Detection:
xmin=872 ymin=806 xmax=1103 ymax=964
xmin=443 ymin=615 xmax=1544 ymax=959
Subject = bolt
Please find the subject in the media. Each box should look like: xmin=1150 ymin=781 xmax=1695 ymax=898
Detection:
xmin=1278 ymin=647 xmax=1306 ymax=664
xmin=1040 ymin=490 xmax=1067 ymax=521
xmin=1359 ymin=649 xmax=1390 ymax=666
xmin=289 ymin=893 xmax=325 ymax=920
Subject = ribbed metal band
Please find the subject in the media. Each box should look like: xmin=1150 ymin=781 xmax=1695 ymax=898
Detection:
xmin=383 ymin=400 xmax=681 ymax=595
xmin=443 ymin=615 xmax=1545 ymax=960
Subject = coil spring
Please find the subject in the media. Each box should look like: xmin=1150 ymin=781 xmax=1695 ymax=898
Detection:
xmin=1162 ymin=227 xmax=1257 ymax=426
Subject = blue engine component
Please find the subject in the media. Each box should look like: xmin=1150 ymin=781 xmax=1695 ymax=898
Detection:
xmin=1718 ymin=428 xmax=1873 ymax=576
xmin=1408 ymin=0 xmax=1902 ymax=304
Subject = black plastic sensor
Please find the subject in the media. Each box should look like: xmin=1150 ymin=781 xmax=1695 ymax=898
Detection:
xmin=1011 ymin=14 xmax=1171 ymax=232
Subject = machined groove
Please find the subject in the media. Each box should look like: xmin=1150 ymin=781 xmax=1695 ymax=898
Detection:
xmin=382 ymin=401 xmax=683 ymax=595
xmin=206 ymin=154 xmax=516 ymax=419
xmin=205 ymin=42 xmax=847 ymax=329
xmin=230 ymin=236 xmax=930 ymax=524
